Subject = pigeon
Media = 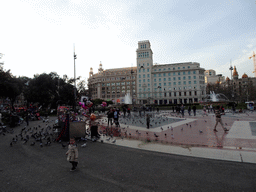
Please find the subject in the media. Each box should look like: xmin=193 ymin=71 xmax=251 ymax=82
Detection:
xmin=10 ymin=142 xmax=13 ymax=147
xmin=30 ymin=142 xmax=35 ymax=146
xmin=112 ymin=139 xmax=116 ymax=143
xmin=62 ymin=143 xmax=66 ymax=148
xmin=171 ymin=134 xmax=174 ymax=139
xmin=161 ymin=127 xmax=163 ymax=131
xmin=81 ymin=143 xmax=87 ymax=147
xmin=199 ymin=130 xmax=203 ymax=133
xmin=181 ymin=128 xmax=183 ymax=131
xmin=106 ymin=138 xmax=111 ymax=141
xmin=164 ymin=133 xmax=167 ymax=137
xmin=154 ymin=133 xmax=159 ymax=137
xmin=40 ymin=143 xmax=43 ymax=147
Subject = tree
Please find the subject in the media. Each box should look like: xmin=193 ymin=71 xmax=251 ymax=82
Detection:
xmin=0 ymin=69 xmax=25 ymax=110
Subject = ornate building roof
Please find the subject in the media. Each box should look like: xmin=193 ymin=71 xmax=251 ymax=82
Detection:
xmin=233 ymin=66 xmax=239 ymax=79
xmin=226 ymin=77 xmax=230 ymax=81
xmin=242 ymin=73 xmax=248 ymax=78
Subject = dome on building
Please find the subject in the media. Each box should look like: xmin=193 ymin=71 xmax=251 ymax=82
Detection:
xmin=226 ymin=77 xmax=230 ymax=81
xmin=242 ymin=73 xmax=248 ymax=78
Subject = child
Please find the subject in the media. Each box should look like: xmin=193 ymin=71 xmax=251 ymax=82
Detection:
xmin=66 ymin=138 xmax=79 ymax=171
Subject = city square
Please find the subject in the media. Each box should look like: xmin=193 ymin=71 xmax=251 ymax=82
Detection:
xmin=1 ymin=109 xmax=256 ymax=191
xmin=1 ymin=0 xmax=256 ymax=191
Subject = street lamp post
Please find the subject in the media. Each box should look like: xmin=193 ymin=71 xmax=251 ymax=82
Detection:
xmin=74 ymin=48 xmax=77 ymax=112
xmin=229 ymin=63 xmax=234 ymax=100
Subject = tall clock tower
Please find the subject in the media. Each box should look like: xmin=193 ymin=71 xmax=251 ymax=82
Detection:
xmin=136 ymin=40 xmax=153 ymax=104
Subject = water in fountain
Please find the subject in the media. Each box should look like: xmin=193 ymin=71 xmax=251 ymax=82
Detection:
xmin=210 ymin=91 xmax=218 ymax=102
xmin=203 ymin=91 xmax=229 ymax=102
xmin=124 ymin=93 xmax=132 ymax=104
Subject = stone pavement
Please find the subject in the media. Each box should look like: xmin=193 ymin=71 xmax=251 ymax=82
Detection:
xmin=97 ymin=110 xmax=256 ymax=164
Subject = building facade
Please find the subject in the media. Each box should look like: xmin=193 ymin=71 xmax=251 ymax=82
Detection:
xmin=88 ymin=63 xmax=137 ymax=104
xmin=223 ymin=66 xmax=256 ymax=102
xmin=88 ymin=40 xmax=206 ymax=105
xmin=136 ymin=40 xmax=206 ymax=104
xmin=204 ymin=69 xmax=225 ymax=84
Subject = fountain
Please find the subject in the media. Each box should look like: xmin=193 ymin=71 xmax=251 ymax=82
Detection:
xmin=202 ymin=91 xmax=229 ymax=103
xmin=124 ymin=93 xmax=132 ymax=104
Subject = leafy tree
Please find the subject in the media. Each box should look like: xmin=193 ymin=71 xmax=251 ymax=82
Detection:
xmin=0 ymin=69 xmax=25 ymax=110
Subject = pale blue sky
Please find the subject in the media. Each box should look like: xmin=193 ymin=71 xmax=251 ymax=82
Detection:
xmin=0 ymin=0 xmax=255 ymax=82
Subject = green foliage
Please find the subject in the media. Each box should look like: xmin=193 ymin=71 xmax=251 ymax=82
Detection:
xmin=92 ymin=99 xmax=104 ymax=105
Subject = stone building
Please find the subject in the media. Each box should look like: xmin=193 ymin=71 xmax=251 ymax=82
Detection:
xmin=223 ymin=66 xmax=256 ymax=102
xmin=204 ymin=69 xmax=225 ymax=84
xmin=87 ymin=63 xmax=137 ymax=104
xmin=88 ymin=40 xmax=206 ymax=105
xmin=136 ymin=40 xmax=206 ymax=104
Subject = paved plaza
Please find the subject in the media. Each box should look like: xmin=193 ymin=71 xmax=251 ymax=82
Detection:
xmin=98 ymin=110 xmax=256 ymax=164
xmin=1 ymin=110 xmax=256 ymax=191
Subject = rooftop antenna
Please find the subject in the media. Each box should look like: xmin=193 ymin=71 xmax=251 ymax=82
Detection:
xmin=229 ymin=59 xmax=233 ymax=80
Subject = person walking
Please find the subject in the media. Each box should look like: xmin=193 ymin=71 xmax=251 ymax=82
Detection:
xmin=66 ymin=138 xmax=79 ymax=171
xmin=25 ymin=113 xmax=29 ymax=126
xmin=192 ymin=105 xmax=196 ymax=116
xmin=146 ymin=114 xmax=150 ymax=129
xmin=127 ymin=107 xmax=131 ymax=118
xmin=107 ymin=108 xmax=113 ymax=126
xmin=214 ymin=106 xmax=229 ymax=132
xmin=113 ymin=108 xmax=120 ymax=127
xmin=181 ymin=105 xmax=185 ymax=118
xmin=123 ymin=107 xmax=127 ymax=118
xmin=188 ymin=106 xmax=191 ymax=116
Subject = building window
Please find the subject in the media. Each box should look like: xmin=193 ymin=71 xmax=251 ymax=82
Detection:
xmin=147 ymin=74 xmax=150 ymax=77
xmin=178 ymin=77 xmax=181 ymax=80
xmin=194 ymin=76 xmax=196 ymax=79
xmin=158 ymin=74 xmax=161 ymax=77
xmin=154 ymin=79 xmax=156 ymax=82
xmin=188 ymin=71 xmax=191 ymax=75
xmin=194 ymin=81 xmax=197 ymax=84
xmin=174 ymin=82 xmax=176 ymax=85
xmin=147 ymin=79 xmax=150 ymax=82
xmin=183 ymin=81 xmax=186 ymax=85
xmin=183 ymin=77 xmax=186 ymax=80
xmin=193 ymin=71 xmax=196 ymax=74
xmin=163 ymin=73 xmax=166 ymax=76
xmin=178 ymin=72 xmax=180 ymax=75
xmin=147 ymin=69 xmax=149 ymax=72
xmin=183 ymin=72 xmax=185 ymax=75
xmin=154 ymin=74 xmax=156 ymax=77
xmin=159 ymin=78 xmax=161 ymax=81
xmin=164 ymin=78 xmax=166 ymax=81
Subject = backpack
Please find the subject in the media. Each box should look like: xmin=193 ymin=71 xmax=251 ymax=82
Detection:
xmin=114 ymin=111 xmax=118 ymax=118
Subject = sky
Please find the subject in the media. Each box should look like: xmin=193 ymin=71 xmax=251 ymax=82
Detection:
xmin=0 ymin=0 xmax=256 ymax=83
